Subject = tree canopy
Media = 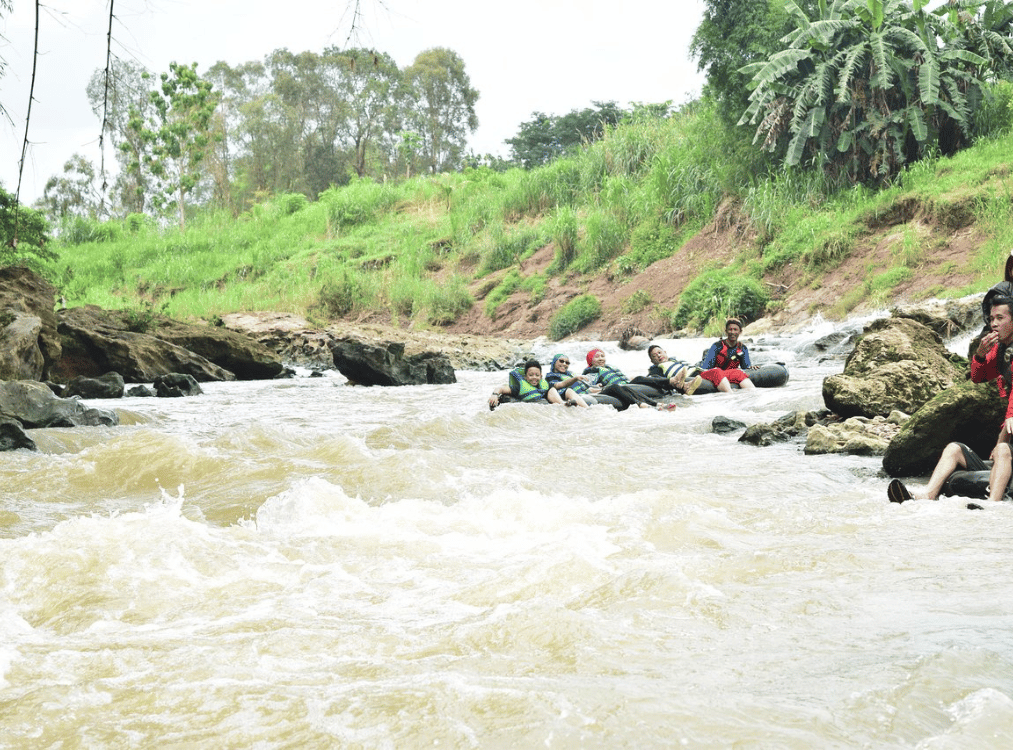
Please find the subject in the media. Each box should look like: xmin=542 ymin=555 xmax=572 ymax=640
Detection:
xmin=505 ymin=102 xmax=626 ymax=169
xmin=737 ymin=0 xmax=1013 ymax=184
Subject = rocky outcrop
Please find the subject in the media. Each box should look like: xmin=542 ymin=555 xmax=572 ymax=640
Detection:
xmin=822 ymin=317 xmax=964 ymax=418
xmin=151 ymin=318 xmax=285 ymax=380
xmin=0 ymin=380 xmax=118 ymax=429
xmin=882 ymin=379 xmax=1003 ymax=477
xmin=0 ymin=266 xmax=61 ymax=381
xmin=53 ymin=306 xmax=236 ymax=384
xmin=330 ymin=338 xmax=456 ymax=386
xmin=221 ymin=312 xmax=528 ymax=372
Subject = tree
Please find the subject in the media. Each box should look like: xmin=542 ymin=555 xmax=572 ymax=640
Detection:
xmin=126 ymin=62 xmax=218 ymax=228
xmin=86 ymin=59 xmax=154 ymax=215
xmin=38 ymin=154 xmax=105 ymax=221
xmin=506 ymin=101 xmax=626 ymax=168
xmin=738 ymin=0 xmax=1013 ymax=185
xmin=325 ymin=47 xmax=403 ymax=178
xmin=402 ymin=48 xmax=479 ymax=173
xmin=1 ymin=187 xmax=55 ymax=268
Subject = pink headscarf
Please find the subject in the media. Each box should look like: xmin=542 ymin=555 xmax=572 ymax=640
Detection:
xmin=586 ymin=348 xmax=603 ymax=367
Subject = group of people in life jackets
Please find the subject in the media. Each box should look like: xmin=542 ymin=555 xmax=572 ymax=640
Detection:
xmin=889 ymin=250 xmax=1013 ymax=507
xmin=487 ymin=317 xmax=761 ymax=412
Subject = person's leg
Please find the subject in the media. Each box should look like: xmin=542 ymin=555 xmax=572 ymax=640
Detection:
xmin=546 ymin=387 xmax=564 ymax=405
xmin=726 ymin=369 xmax=754 ymax=390
xmin=716 ymin=377 xmax=732 ymax=393
xmin=988 ymin=442 xmax=1012 ymax=502
xmin=738 ymin=376 xmax=755 ymax=390
xmin=920 ymin=442 xmax=970 ymax=499
xmin=563 ymin=388 xmax=589 ymax=407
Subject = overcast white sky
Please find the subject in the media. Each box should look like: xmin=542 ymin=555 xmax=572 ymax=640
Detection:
xmin=0 ymin=0 xmax=706 ymax=204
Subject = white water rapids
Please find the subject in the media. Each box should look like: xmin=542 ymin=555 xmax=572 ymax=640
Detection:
xmin=1 ymin=316 xmax=1012 ymax=748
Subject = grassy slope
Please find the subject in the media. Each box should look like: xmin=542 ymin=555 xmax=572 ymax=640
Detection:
xmin=46 ymin=110 xmax=1013 ymax=339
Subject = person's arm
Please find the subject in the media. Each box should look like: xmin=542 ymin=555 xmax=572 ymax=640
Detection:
xmin=701 ymin=343 xmax=719 ymax=370
xmin=970 ymin=337 xmax=1000 ymax=384
xmin=742 ymin=345 xmax=758 ymax=369
xmin=487 ymin=384 xmax=510 ymax=408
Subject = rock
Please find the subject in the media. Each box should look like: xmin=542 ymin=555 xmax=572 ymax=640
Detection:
xmin=154 ymin=373 xmax=204 ymax=397
xmin=883 ymin=379 xmax=1003 ymax=477
xmin=63 ymin=372 xmax=125 ymax=399
xmin=330 ymin=339 xmax=456 ymax=386
xmin=0 ymin=418 xmax=36 ymax=451
xmin=738 ymin=423 xmax=785 ymax=446
xmin=0 ymin=380 xmax=119 ymax=428
xmin=126 ymin=385 xmax=155 ymax=397
xmin=0 ymin=266 xmax=61 ymax=381
xmin=152 ymin=318 xmax=285 ymax=380
xmin=804 ymin=415 xmax=901 ymax=456
xmin=822 ymin=317 xmax=963 ymax=418
xmin=54 ymin=306 xmax=235 ymax=384
xmin=712 ymin=416 xmax=746 ymax=434
xmin=222 ymin=312 xmax=529 ymax=372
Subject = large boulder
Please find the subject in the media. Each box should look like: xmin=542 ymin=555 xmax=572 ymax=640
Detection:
xmin=0 ymin=380 xmax=119 ymax=428
xmin=151 ymin=318 xmax=285 ymax=379
xmin=882 ymin=379 xmax=1003 ymax=477
xmin=822 ymin=317 xmax=964 ymax=418
xmin=63 ymin=371 xmax=125 ymax=399
xmin=53 ymin=306 xmax=235 ymax=384
xmin=153 ymin=373 xmax=203 ymax=397
xmin=0 ymin=266 xmax=61 ymax=381
xmin=330 ymin=338 xmax=456 ymax=386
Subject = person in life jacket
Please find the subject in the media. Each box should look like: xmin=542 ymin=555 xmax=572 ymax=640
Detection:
xmin=646 ymin=344 xmax=724 ymax=394
xmin=488 ymin=360 xmax=567 ymax=410
xmin=545 ymin=354 xmax=592 ymax=407
xmin=888 ymin=296 xmax=1013 ymax=506
xmin=583 ymin=348 xmax=676 ymax=411
xmin=700 ymin=318 xmax=757 ymax=390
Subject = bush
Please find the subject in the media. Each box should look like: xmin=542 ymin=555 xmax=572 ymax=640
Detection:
xmin=574 ymin=211 xmax=625 ymax=273
xmin=317 ymin=269 xmax=367 ymax=317
xmin=672 ymin=271 xmax=769 ymax=331
xmin=549 ymin=294 xmax=602 ymax=340
xmin=549 ymin=206 xmax=579 ymax=269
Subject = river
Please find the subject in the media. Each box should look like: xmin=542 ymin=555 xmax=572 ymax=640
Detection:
xmin=1 ymin=316 xmax=1012 ymax=748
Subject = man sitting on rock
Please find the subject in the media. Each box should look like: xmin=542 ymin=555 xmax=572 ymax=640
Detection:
xmin=889 ymin=296 xmax=1013 ymax=505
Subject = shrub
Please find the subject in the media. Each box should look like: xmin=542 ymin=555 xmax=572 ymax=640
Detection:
xmin=672 ymin=271 xmax=769 ymax=331
xmin=317 ymin=269 xmax=367 ymax=317
xmin=574 ymin=211 xmax=625 ymax=273
xmin=549 ymin=294 xmax=602 ymax=340
xmin=278 ymin=192 xmax=309 ymax=215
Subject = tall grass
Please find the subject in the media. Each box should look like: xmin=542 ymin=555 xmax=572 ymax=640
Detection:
xmin=37 ymin=97 xmax=1013 ymax=330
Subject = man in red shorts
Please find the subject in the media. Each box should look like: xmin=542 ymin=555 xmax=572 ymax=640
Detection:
xmin=700 ymin=317 xmax=758 ymax=390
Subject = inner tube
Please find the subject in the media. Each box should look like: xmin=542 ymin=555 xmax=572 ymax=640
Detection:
xmin=692 ymin=363 xmax=789 ymax=394
xmin=942 ymin=470 xmax=1013 ymax=500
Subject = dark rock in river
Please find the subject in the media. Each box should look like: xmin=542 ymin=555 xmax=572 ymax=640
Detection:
xmin=154 ymin=373 xmax=204 ymax=397
xmin=0 ymin=266 xmax=61 ymax=381
xmin=0 ymin=418 xmax=36 ymax=451
xmin=882 ymin=379 xmax=1003 ymax=477
xmin=330 ymin=338 xmax=456 ymax=386
xmin=822 ymin=317 xmax=963 ymax=418
xmin=54 ymin=306 xmax=236 ymax=384
xmin=712 ymin=416 xmax=746 ymax=434
xmin=0 ymin=380 xmax=119 ymax=428
xmin=126 ymin=384 xmax=155 ymax=397
xmin=64 ymin=371 xmax=125 ymax=399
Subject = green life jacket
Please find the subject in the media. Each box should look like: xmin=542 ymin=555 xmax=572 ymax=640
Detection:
xmin=511 ymin=369 xmax=552 ymax=401
xmin=591 ymin=365 xmax=628 ymax=388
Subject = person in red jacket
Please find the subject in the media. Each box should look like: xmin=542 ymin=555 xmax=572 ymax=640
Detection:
xmin=888 ymin=297 xmax=1013 ymax=505
xmin=701 ymin=317 xmax=757 ymax=390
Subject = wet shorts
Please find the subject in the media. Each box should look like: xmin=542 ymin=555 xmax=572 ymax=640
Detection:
xmin=957 ymin=442 xmax=990 ymax=471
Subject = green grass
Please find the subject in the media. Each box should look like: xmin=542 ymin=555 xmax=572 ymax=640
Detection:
xmin=34 ymin=92 xmax=1013 ymax=331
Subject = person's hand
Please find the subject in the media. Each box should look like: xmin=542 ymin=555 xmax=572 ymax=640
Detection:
xmin=978 ymin=331 xmax=1000 ymax=358
xmin=1004 ymin=416 xmax=1013 ymax=437
xmin=590 ymin=386 xmax=602 ymax=394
